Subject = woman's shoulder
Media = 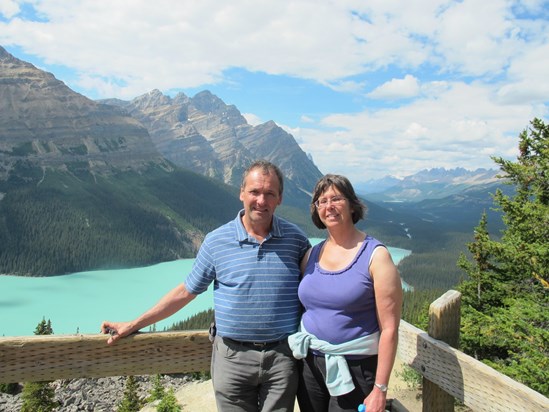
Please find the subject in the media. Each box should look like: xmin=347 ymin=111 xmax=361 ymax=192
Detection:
xmin=364 ymin=234 xmax=385 ymax=248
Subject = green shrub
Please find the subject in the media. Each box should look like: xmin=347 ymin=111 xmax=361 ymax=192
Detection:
xmin=156 ymin=388 xmax=181 ymax=412
xmin=20 ymin=382 xmax=58 ymax=412
xmin=117 ymin=375 xmax=143 ymax=412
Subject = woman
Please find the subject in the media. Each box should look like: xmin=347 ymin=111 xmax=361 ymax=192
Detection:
xmin=289 ymin=174 xmax=403 ymax=412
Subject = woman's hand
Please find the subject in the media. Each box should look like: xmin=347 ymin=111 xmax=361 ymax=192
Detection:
xmin=363 ymin=385 xmax=387 ymax=412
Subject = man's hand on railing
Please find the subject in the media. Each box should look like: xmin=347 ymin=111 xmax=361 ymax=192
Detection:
xmin=100 ymin=321 xmax=136 ymax=345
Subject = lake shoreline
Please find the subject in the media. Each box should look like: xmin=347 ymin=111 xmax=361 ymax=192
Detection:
xmin=0 ymin=243 xmax=412 ymax=337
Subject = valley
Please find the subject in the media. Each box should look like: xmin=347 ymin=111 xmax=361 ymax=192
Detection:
xmin=0 ymin=45 xmax=502 ymax=294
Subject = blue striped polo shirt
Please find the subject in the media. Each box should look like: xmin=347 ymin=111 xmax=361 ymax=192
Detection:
xmin=185 ymin=210 xmax=310 ymax=342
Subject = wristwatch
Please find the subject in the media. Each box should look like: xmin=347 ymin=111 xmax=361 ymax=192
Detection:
xmin=374 ymin=383 xmax=388 ymax=392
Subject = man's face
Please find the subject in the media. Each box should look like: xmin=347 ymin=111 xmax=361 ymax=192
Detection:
xmin=240 ymin=168 xmax=282 ymax=227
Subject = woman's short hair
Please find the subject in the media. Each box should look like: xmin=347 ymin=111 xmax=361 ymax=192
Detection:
xmin=310 ymin=174 xmax=366 ymax=229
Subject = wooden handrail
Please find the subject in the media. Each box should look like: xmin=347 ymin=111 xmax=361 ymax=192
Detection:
xmin=0 ymin=330 xmax=211 ymax=383
xmin=398 ymin=321 xmax=549 ymax=411
xmin=2 ymin=292 xmax=548 ymax=412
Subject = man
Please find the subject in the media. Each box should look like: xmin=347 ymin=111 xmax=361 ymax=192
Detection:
xmin=101 ymin=160 xmax=311 ymax=411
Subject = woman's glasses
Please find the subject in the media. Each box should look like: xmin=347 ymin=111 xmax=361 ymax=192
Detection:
xmin=314 ymin=195 xmax=346 ymax=209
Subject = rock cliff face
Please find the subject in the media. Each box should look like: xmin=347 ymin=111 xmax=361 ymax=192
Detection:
xmin=0 ymin=46 xmax=169 ymax=179
xmin=0 ymin=46 xmax=324 ymax=276
xmin=0 ymin=45 xmax=322 ymax=199
xmin=106 ymin=89 xmax=323 ymax=198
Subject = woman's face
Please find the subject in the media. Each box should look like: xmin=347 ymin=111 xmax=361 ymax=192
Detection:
xmin=316 ymin=185 xmax=352 ymax=228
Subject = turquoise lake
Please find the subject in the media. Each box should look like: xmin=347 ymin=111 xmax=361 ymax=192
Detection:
xmin=0 ymin=239 xmax=411 ymax=337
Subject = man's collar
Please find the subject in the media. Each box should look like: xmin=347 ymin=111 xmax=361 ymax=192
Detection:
xmin=271 ymin=214 xmax=283 ymax=237
xmin=234 ymin=209 xmax=283 ymax=241
xmin=234 ymin=210 xmax=248 ymax=241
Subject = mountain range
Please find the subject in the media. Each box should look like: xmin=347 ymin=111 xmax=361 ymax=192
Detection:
xmin=0 ymin=45 xmax=322 ymax=276
xmin=0 ymin=47 xmax=165 ymax=177
xmin=100 ymin=89 xmax=321 ymax=208
xmin=356 ymin=167 xmax=500 ymax=202
xmin=0 ymin=45 xmax=506 ymax=280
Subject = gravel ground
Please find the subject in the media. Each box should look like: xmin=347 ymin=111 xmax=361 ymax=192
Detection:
xmin=0 ymin=357 xmax=425 ymax=411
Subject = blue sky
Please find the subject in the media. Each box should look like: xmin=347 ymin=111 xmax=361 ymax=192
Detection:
xmin=1 ymin=1 xmax=548 ymax=182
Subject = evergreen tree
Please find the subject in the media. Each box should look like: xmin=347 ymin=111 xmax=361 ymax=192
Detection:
xmin=148 ymin=374 xmax=165 ymax=402
xmin=457 ymin=118 xmax=549 ymax=395
xmin=156 ymin=388 xmax=182 ymax=412
xmin=20 ymin=382 xmax=57 ymax=412
xmin=0 ymin=382 xmax=19 ymax=395
xmin=168 ymin=308 xmax=215 ymax=331
xmin=34 ymin=317 xmax=54 ymax=335
xmin=117 ymin=375 xmax=143 ymax=412
xmin=401 ymin=289 xmax=442 ymax=329
xmin=20 ymin=318 xmax=58 ymax=412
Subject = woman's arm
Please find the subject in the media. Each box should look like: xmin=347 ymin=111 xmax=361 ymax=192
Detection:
xmin=300 ymin=247 xmax=312 ymax=274
xmin=363 ymin=246 xmax=403 ymax=412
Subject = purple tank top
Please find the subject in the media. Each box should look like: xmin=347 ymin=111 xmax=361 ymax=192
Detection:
xmin=298 ymin=235 xmax=384 ymax=344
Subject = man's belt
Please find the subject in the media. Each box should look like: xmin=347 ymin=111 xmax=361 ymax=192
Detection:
xmin=222 ymin=337 xmax=287 ymax=351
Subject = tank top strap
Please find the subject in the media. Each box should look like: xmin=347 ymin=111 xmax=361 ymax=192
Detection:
xmin=305 ymin=240 xmax=325 ymax=271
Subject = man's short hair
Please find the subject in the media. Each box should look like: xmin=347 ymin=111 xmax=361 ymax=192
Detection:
xmin=241 ymin=160 xmax=284 ymax=195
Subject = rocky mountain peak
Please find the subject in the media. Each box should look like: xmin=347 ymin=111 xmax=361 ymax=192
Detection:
xmin=0 ymin=46 xmax=92 ymax=112
xmin=0 ymin=47 xmax=167 ymax=179
xmin=172 ymin=92 xmax=191 ymax=105
xmin=107 ymin=89 xmax=322 ymax=203
xmin=0 ymin=45 xmax=23 ymax=63
xmin=130 ymin=89 xmax=172 ymax=110
xmin=191 ymin=90 xmax=227 ymax=113
xmin=1 ymin=47 xmax=322 ymax=205
xmin=358 ymin=167 xmax=499 ymax=202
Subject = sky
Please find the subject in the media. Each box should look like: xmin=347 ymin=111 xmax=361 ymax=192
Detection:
xmin=1 ymin=0 xmax=548 ymax=182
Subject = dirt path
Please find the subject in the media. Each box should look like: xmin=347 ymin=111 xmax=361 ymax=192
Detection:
xmin=140 ymin=356 xmax=422 ymax=411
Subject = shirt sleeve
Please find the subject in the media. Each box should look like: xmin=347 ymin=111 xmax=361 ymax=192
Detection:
xmin=301 ymin=237 xmax=312 ymax=260
xmin=184 ymin=238 xmax=216 ymax=295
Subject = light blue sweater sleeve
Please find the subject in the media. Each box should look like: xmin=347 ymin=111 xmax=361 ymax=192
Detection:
xmin=288 ymin=322 xmax=380 ymax=397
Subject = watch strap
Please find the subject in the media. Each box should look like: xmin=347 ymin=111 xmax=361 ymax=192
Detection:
xmin=374 ymin=382 xmax=388 ymax=392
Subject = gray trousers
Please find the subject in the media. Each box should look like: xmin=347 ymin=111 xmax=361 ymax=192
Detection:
xmin=211 ymin=336 xmax=298 ymax=412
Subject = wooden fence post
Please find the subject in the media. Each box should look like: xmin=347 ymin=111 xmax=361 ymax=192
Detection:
xmin=423 ymin=290 xmax=461 ymax=412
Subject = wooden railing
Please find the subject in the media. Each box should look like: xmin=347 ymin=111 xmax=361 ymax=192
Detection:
xmin=398 ymin=290 xmax=548 ymax=411
xmin=1 ymin=290 xmax=548 ymax=411
xmin=0 ymin=330 xmax=212 ymax=382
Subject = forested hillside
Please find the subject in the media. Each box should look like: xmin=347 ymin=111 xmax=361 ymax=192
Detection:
xmin=359 ymin=172 xmax=513 ymax=292
xmin=1 ymin=46 xmax=509 ymax=282
xmin=362 ymin=206 xmax=477 ymax=291
xmin=0 ymin=165 xmax=242 ymax=276
xmin=0 ymin=47 xmax=328 ymax=276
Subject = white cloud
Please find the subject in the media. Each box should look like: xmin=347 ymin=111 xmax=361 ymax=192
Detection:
xmin=368 ymin=75 xmax=420 ymax=100
xmin=323 ymin=79 xmax=367 ymax=93
xmin=1 ymin=1 xmax=544 ymax=100
xmin=496 ymin=42 xmax=549 ymax=104
xmin=0 ymin=0 xmax=523 ymax=98
xmin=298 ymin=79 xmax=538 ymax=181
xmin=405 ymin=122 xmax=429 ymax=138
xmin=0 ymin=0 xmax=19 ymax=19
xmin=242 ymin=113 xmax=263 ymax=126
xmin=433 ymin=0 xmax=519 ymax=75
xmin=0 ymin=0 xmax=547 ymax=180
